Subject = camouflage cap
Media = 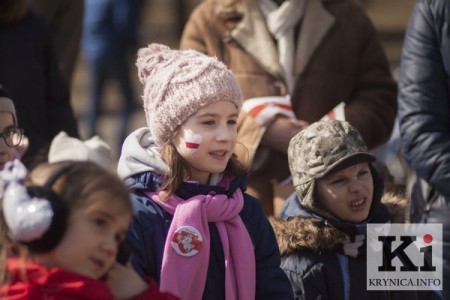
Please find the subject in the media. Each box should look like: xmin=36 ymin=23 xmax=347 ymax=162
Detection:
xmin=288 ymin=120 xmax=375 ymax=211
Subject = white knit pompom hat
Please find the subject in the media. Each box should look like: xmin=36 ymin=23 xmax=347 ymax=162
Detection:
xmin=135 ymin=43 xmax=243 ymax=146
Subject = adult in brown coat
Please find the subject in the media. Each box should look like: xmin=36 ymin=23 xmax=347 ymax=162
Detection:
xmin=180 ymin=0 xmax=396 ymax=215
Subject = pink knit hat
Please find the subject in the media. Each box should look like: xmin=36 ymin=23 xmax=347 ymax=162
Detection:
xmin=135 ymin=43 xmax=242 ymax=146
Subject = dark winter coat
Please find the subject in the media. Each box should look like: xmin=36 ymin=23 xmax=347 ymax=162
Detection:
xmin=0 ymin=11 xmax=79 ymax=165
xmin=29 ymin=0 xmax=84 ymax=84
xmin=398 ymin=0 xmax=450 ymax=298
xmin=398 ymin=0 xmax=450 ymax=223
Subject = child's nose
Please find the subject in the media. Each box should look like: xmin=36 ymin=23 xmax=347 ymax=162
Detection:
xmin=101 ymin=236 xmax=117 ymax=257
xmin=216 ymin=125 xmax=234 ymax=142
xmin=349 ymin=181 xmax=363 ymax=193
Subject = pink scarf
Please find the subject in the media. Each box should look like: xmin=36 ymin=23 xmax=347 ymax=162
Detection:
xmin=145 ymin=177 xmax=256 ymax=300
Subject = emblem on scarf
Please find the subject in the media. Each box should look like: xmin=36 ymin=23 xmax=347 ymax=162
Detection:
xmin=171 ymin=226 xmax=203 ymax=257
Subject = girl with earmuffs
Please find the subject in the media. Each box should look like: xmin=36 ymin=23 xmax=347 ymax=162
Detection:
xmin=0 ymin=160 xmax=178 ymax=300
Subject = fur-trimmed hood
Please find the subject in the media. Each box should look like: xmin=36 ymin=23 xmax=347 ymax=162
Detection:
xmin=270 ymin=192 xmax=408 ymax=256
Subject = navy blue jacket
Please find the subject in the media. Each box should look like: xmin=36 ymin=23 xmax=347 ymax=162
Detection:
xmin=125 ymin=171 xmax=294 ymax=300
xmin=398 ymin=1 xmax=450 ymax=298
xmin=398 ymin=0 xmax=450 ymax=200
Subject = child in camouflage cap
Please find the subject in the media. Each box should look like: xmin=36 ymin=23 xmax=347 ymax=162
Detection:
xmin=270 ymin=120 xmax=423 ymax=300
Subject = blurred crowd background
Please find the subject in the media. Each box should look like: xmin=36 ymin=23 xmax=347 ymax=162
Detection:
xmin=71 ymin=0 xmax=416 ymax=159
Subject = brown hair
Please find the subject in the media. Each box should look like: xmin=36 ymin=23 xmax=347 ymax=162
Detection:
xmin=0 ymin=161 xmax=131 ymax=284
xmin=30 ymin=162 xmax=131 ymax=214
xmin=160 ymin=135 xmax=247 ymax=199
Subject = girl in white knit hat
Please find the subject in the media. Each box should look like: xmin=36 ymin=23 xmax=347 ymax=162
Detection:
xmin=117 ymin=43 xmax=293 ymax=300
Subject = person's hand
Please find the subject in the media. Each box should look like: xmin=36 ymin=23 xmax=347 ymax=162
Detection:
xmin=261 ymin=117 xmax=309 ymax=153
xmin=104 ymin=262 xmax=148 ymax=300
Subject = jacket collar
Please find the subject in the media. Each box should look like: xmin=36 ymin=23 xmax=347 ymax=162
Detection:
xmin=229 ymin=0 xmax=335 ymax=79
xmin=231 ymin=0 xmax=283 ymax=78
xmin=128 ymin=170 xmax=247 ymax=199
xmin=294 ymin=0 xmax=334 ymax=77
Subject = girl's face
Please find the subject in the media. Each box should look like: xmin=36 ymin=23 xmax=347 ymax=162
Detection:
xmin=174 ymin=101 xmax=239 ymax=184
xmin=0 ymin=111 xmax=16 ymax=170
xmin=316 ymin=162 xmax=374 ymax=223
xmin=40 ymin=192 xmax=131 ymax=279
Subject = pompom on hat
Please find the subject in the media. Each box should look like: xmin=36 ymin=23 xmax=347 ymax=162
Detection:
xmin=0 ymin=83 xmax=18 ymax=125
xmin=136 ymin=43 xmax=243 ymax=146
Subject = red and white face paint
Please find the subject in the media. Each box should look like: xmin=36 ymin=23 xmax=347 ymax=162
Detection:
xmin=183 ymin=129 xmax=202 ymax=153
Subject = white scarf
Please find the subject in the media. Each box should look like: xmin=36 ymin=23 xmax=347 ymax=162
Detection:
xmin=259 ymin=0 xmax=305 ymax=94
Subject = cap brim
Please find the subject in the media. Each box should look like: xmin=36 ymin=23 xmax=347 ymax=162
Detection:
xmin=322 ymin=152 xmax=376 ymax=177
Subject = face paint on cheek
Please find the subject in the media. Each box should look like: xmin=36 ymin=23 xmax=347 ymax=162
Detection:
xmin=183 ymin=129 xmax=203 ymax=153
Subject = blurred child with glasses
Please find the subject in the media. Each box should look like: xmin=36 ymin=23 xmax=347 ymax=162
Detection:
xmin=0 ymin=83 xmax=27 ymax=170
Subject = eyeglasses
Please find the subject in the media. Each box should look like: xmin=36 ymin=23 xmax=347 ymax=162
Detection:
xmin=0 ymin=127 xmax=23 ymax=147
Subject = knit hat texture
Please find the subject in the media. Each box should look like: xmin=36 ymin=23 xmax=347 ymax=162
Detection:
xmin=0 ymin=83 xmax=17 ymax=125
xmin=136 ymin=43 xmax=242 ymax=146
xmin=288 ymin=120 xmax=375 ymax=212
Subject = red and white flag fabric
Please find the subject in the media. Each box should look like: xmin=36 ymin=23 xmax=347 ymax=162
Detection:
xmin=243 ymin=96 xmax=346 ymax=125
xmin=242 ymin=96 xmax=295 ymax=125
xmin=320 ymin=102 xmax=346 ymax=121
